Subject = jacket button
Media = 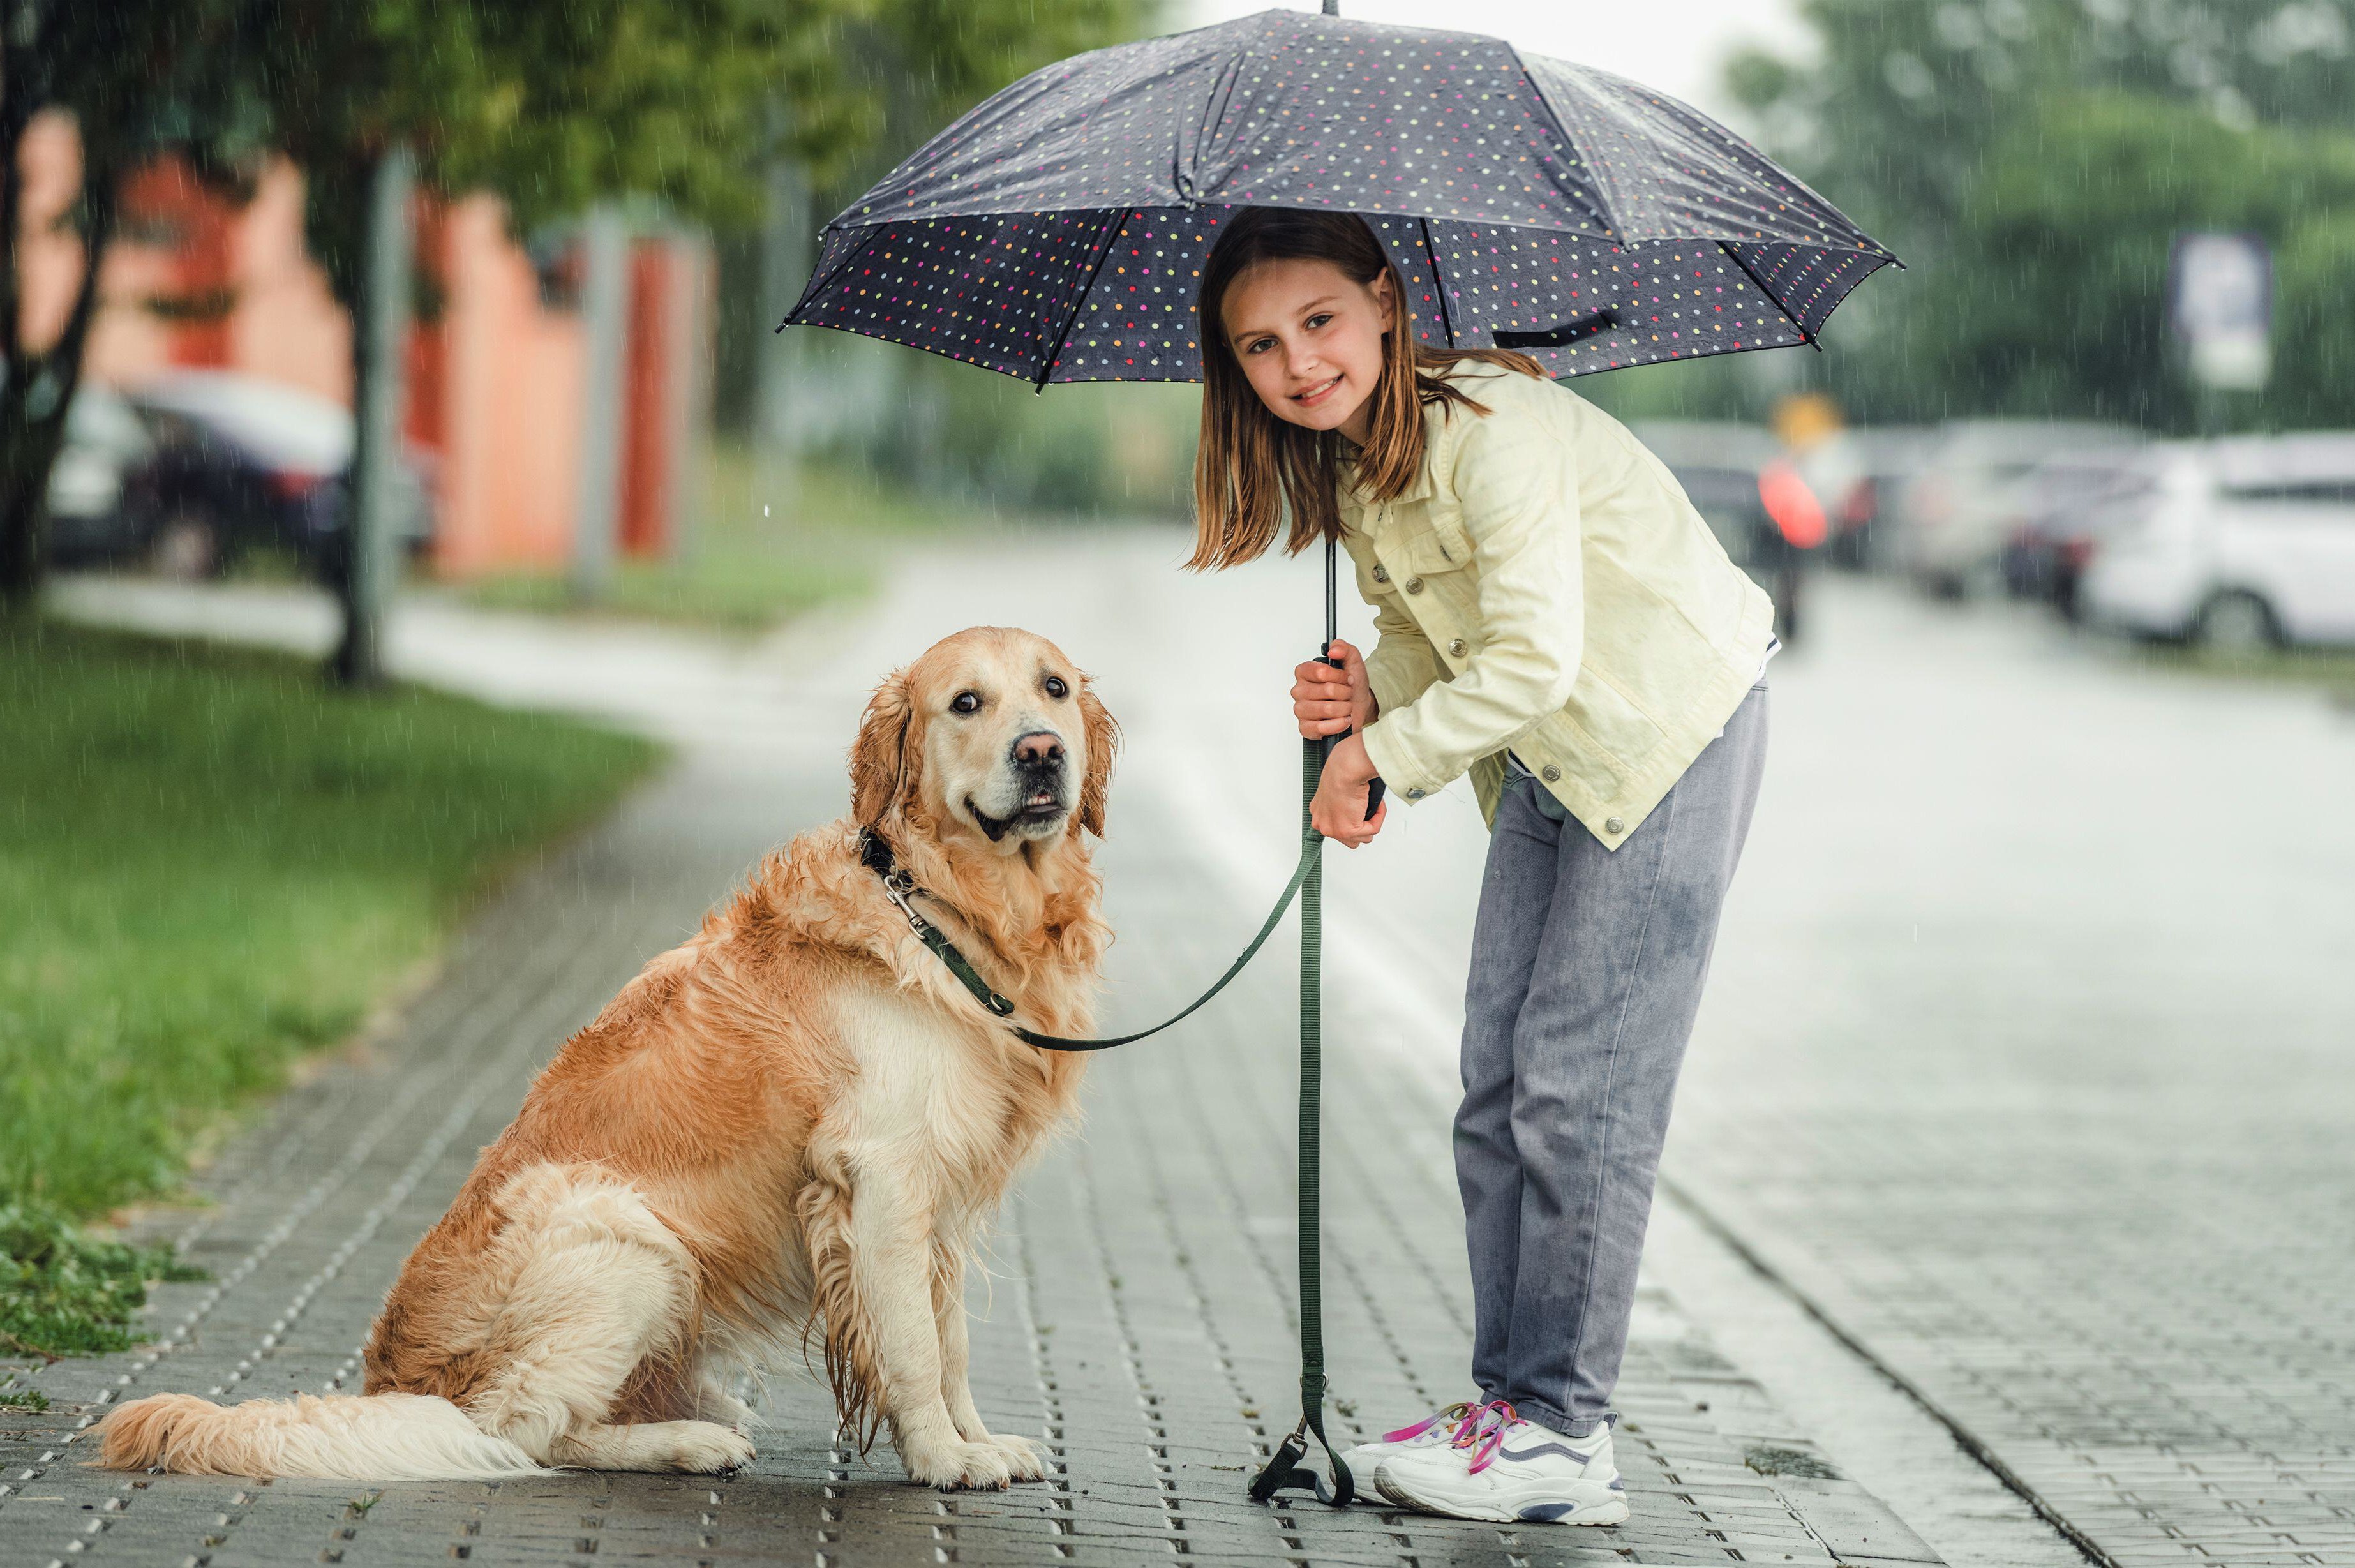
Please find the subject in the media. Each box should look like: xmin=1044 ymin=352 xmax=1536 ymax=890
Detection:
xmin=1541 ymin=763 xmax=1560 ymax=783
xmin=1405 ymin=787 xmax=1426 ymax=800
xmin=1606 ymin=816 xmax=1625 ymax=834
xmin=1447 ymin=638 xmax=1467 ymax=658
xmin=1372 ymin=564 xmax=1390 ymax=584
xmin=1405 ymin=576 xmax=1424 ymax=594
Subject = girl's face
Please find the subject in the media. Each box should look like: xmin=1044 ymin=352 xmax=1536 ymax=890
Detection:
xmin=1218 ymin=257 xmax=1395 ymax=446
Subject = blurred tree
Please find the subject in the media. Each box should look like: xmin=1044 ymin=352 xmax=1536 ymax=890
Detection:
xmin=721 ymin=0 xmax=1159 ymax=491
xmin=224 ymin=0 xmax=841 ymax=680
xmin=1726 ymin=0 xmax=2355 ymax=430
xmin=6 ymin=0 xmax=1153 ymax=615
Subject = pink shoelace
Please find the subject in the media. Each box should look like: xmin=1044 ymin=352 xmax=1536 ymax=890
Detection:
xmin=1378 ymin=1400 xmax=1479 ymax=1446
xmin=1378 ymin=1397 xmax=1522 ymax=1473
xmin=1451 ymin=1398 xmax=1519 ymax=1474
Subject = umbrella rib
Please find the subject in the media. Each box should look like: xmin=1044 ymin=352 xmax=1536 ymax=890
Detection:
xmin=1502 ymin=42 xmax=1628 ymax=248
xmin=1033 ymin=207 xmax=1133 ymax=394
xmin=1718 ymin=241 xmax=1823 ymax=352
xmin=1416 ymin=217 xmax=1458 ymax=348
xmin=778 ymin=227 xmax=883 ymax=330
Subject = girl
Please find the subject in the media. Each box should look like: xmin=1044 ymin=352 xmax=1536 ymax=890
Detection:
xmin=1194 ymin=207 xmax=1775 ymax=1527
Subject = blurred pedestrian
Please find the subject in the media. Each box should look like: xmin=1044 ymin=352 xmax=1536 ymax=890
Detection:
xmin=1192 ymin=207 xmax=1777 ymax=1527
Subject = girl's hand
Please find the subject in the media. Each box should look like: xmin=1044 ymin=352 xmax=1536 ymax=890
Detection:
xmin=1291 ymin=638 xmax=1375 ymax=739
xmin=1310 ymin=733 xmax=1386 ymax=847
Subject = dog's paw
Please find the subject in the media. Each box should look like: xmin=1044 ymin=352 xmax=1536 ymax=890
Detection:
xmin=902 ymin=1436 xmax=1017 ymax=1491
xmin=670 ymin=1423 xmax=758 ymax=1475
xmin=699 ymin=1389 xmax=759 ymax=1429
xmin=983 ymin=1432 xmax=1047 ymax=1481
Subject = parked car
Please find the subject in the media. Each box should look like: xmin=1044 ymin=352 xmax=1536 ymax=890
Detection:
xmin=1631 ymin=420 xmax=1825 ymax=641
xmin=119 ymin=370 xmax=433 ymax=579
xmin=1797 ymin=426 xmax=1934 ymax=571
xmin=43 ymin=382 xmax=158 ymax=565
xmin=1630 ymin=421 xmax=1781 ymax=551
xmin=2081 ymin=435 xmax=2355 ymax=648
xmin=1997 ymin=449 xmax=2157 ymax=620
xmin=1894 ymin=421 xmax=2142 ymax=597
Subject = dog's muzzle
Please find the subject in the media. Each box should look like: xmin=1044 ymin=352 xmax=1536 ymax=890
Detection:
xmin=968 ymin=744 xmax=1069 ymax=842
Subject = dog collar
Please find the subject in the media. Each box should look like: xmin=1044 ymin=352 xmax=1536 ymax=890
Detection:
xmin=856 ymin=826 xmax=1020 ymax=1018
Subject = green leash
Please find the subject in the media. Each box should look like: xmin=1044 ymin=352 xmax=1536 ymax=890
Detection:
xmin=858 ymin=822 xmax=1320 ymax=1054
xmin=1244 ymin=730 xmax=1356 ymax=1508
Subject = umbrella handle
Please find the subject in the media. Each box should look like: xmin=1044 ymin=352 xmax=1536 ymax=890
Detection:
xmin=1317 ymin=645 xmax=1386 ymax=821
xmin=1321 ymin=534 xmax=1385 ymax=821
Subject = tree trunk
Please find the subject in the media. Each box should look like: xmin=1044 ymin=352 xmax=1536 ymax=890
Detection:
xmin=0 ymin=149 xmax=119 ymax=612
xmin=331 ymin=144 xmax=414 ymax=687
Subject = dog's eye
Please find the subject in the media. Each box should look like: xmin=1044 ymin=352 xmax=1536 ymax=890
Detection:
xmin=951 ymin=691 xmax=982 ymax=715
xmin=1044 ymin=675 xmax=1069 ymax=700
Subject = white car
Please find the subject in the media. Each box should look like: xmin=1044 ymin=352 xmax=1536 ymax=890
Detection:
xmin=2081 ymin=435 xmax=2355 ymax=648
xmin=1895 ymin=420 xmax=2142 ymax=596
xmin=44 ymin=383 xmax=157 ymax=564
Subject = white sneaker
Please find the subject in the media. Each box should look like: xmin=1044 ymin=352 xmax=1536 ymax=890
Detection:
xmin=1375 ymin=1406 xmax=1628 ymax=1525
xmin=1336 ymin=1400 xmax=1480 ymax=1486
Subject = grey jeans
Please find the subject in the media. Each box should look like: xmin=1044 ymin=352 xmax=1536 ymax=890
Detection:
xmin=1456 ymin=682 xmax=1769 ymax=1437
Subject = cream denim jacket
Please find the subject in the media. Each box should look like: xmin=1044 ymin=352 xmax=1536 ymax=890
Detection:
xmin=1343 ymin=360 xmax=1775 ymax=850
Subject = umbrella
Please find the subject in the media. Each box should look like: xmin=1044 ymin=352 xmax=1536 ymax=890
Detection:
xmin=782 ymin=8 xmax=1895 ymax=385
xmin=780 ymin=0 xmax=1894 ymax=1511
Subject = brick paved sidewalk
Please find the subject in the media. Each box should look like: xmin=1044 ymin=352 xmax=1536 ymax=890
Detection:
xmin=0 ymin=631 xmax=1940 ymax=1568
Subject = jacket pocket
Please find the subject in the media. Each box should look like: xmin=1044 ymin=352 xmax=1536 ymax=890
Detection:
xmin=1374 ymin=521 xmax=1471 ymax=585
xmin=1561 ymin=668 xmax=1669 ymax=774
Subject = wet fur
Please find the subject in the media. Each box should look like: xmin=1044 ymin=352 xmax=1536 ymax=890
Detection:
xmin=98 ymin=628 xmax=1118 ymax=1489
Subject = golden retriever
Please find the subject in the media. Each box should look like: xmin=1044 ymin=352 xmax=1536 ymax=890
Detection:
xmin=98 ymin=627 xmax=1116 ymax=1490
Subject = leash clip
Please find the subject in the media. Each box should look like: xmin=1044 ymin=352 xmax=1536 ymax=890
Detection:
xmin=879 ymin=868 xmax=931 ymax=934
xmin=1248 ymin=1421 xmax=1313 ymax=1505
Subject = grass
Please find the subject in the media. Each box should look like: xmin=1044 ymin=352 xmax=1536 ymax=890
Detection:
xmin=2122 ymin=639 xmax=2355 ymax=702
xmin=463 ymin=450 xmax=984 ymax=633
xmin=0 ymin=620 xmax=662 ymax=1221
xmin=1 ymin=1200 xmax=206 ymax=1359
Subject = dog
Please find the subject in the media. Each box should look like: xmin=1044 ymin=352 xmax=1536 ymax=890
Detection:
xmin=98 ymin=627 xmax=1117 ymax=1490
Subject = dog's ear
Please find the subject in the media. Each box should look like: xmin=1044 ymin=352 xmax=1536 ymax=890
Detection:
xmin=850 ymin=668 xmax=915 ymax=825
xmin=1075 ymin=679 xmax=1119 ymax=839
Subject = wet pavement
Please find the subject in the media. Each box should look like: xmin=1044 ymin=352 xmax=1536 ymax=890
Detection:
xmin=22 ymin=542 xmax=2354 ymax=1568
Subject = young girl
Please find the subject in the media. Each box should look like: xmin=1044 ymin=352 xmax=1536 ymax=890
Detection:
xmin=1194 ymin=208 xmax=1776 ymax=1527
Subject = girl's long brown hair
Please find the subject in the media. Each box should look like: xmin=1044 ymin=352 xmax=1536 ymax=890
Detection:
xmin=1189 ymin=207 xmax=1547 ymax=571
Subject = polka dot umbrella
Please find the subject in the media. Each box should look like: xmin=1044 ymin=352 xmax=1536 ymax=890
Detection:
xmin=781 ymin=6 xmax=1897 ymax=385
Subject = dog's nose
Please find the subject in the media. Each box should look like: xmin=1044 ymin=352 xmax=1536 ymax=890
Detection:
xmin=1013 ymin=730 xmax=1065 ymax=766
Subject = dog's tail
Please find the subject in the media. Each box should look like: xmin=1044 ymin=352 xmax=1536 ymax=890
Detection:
xmin=94 ymin=1391 xmax=550 ymax=1480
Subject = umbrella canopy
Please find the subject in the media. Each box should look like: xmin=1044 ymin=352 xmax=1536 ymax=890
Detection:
xmin=783 ymin=7 xmax=1896 ymax=387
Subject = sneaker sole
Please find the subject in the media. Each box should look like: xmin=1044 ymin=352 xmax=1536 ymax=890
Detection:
xmin=1373 ymin=1465 xmax=1630 ymax=1526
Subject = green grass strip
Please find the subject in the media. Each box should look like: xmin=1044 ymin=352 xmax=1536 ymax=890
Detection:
xmin=0 ymin=620 xmax=662 ymax=1220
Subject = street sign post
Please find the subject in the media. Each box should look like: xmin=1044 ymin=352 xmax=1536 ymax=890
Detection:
xmin=2168 ymin=232 xmax=2272 ymax=425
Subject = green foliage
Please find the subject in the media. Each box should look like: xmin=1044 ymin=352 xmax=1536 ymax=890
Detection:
xmin=0 ymin=1387 xmax=50 ymax=1411
xmin=1727 ymin=0 xmax=2355 ymax=431
xmin=222 ymin=0 xmax=838 ymax=302
xmin=1 ymin=1200 xmax=205 ymax=1359
xmin=228 ymin=0 xmax=1160 ymax=302
xmin=0 ymin=622 xmax=660 ymax=1216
